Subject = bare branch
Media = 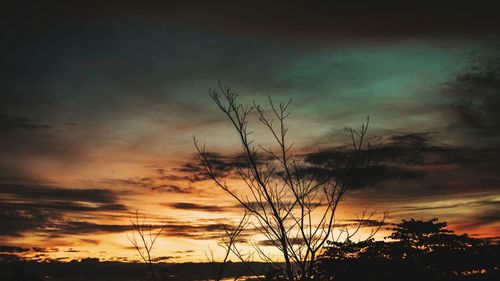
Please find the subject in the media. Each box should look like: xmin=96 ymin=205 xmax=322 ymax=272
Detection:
xmin=195 ymin=86 xmax=380 ymax=281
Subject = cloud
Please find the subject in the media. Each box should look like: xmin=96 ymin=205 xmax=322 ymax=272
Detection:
xmin=0 ymin=180 xmax=240 ymax=240
xmin=179 ymin=152 xmax=252 ymax=181
xmin=0 ymin=183 xmax=123 ymax=204
xmin=349 ymin=203 xmax=499 ymax=239
xmin=178 ymin=128 xmax=500 ymax=240
xmin=104 ymin=178 xmax=193 ymax=193
xmin=182 ymin=133 xmax=435 ymax=190
xmin=53 ymin=222 xmax=132 ymax=235
xmin=258 ymin=238 xmax=306 ymax=247
xmin=182 ymin=130 xmax=499 ymax=238
xmin=160 ymin=220 xmax=248 ymax=240
xmin=396 ymin=197 xmax=500 ymax=214
xmin=165 ymin=202 xmax=229 ymax=212
xmin=65 ymin=248 xmax=81 ymax=253
xmin=0 ymin=202 xmax=58 ymax=236
xmin=0 ymin=245 xmax=30 ymax=253
xmin=101 ymin=166 xmax=199 ymax=193
xmin=0 ymin=183 xmax=128 ymax=236
xmin=342 ymin=219 xmax=390 ymax=228
xmin=31 ymin=247 xmax=59 ymax=253
xmin=303 ymin=132 xmax=500 ymax=190
xmin=459 ymin=209 xmax=500 ymax=229
xmin=444 ymin=52 xmax=500 ymax=146
xmin=80 ymin=239 xmax=100 ymax=245
xmin=174 ymin=250 xmax=194 ymax=254
xmin=5 ymin=218 xmax=232 ymax=240
xmin=9 ymin=215 xmax=241 ymax=241
xmin=5 ymin=1 xmax=499 ymax=41
xmin=0 ymin=114 xmax=50 ymax=131
xmin=153 ymin=256 xmax=174 ymax=262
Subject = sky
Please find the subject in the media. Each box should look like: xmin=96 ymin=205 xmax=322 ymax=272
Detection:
xmin=1 ymin=1 xmax=500 ymax=263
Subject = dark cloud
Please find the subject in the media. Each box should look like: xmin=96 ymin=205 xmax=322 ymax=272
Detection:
xmin=187 ymin=138 xmax=420 ymax=189
xmin=0 ymin=245 xmax=30 ymax=253
xmin=0 ymin=114 xmax=50 ymax=131
xmin=4 ymin=1 xmax=500 ymax=41
xmin=397 ymin=197 xmax=500 ymax=214
xmin=2 ymin=214 xmax=238 ymax=241
xmin=160 ymin=220 xmax=248 ymax=240
xmin=153 ymin=256 xmax=174 ymax=262
xmin=178 ymin=129 xmax=500 ymax=238
xmin=165 ymin=202 xmax=229 ymax=212
xmin=349 ymin=165 xmax=424 ymax=188
xmin=0 ymin=181 xmax=239 ymax=239
xmin=258 ymin=238 xmax=306 ymax=247
xmin=2 ymin=200 xmax=126 ymax=214
xmin=4 ymin=218 xmax=233 ymax=240
xmin=445 ymin=52 xmax=500 ymax=145
xmin=31 ymin=247 xmax=59 ymax=253
xmin=65 ymin=248 xmax=81 ymax=253
xmin=303 ymin=132 xmax=500 ymax=190
xmin=318 ymin=133 xmax=500 ymax=235
xmin=180 ymin=152 xmax=251 ymax=181
xmin=180 ymin=131 xmax=500 ymax=210
xmin=103 ymin=178 xmax=192 ymax=194
xmin=0 ymin=183 xmax=122 ymax=204
xmin=377 ymin=134 xmax=500 ymax=168
xmin=54 ymin=222 xmax=132 ymax=235
xmin=460 ymin=209 xmax=500 ymax=229
xmin=0 ymin=202 xmax=58 ymax=237
xmin=174 ymin=250 xmax=194 ymax=254
xmin=101 ymin=166 xmax=196 ymax=193
xmin=343 ymin=219 xmax=390 ymax=228
xmin=0 ymin=183 xmax=127 ymax=236
xmin=80 ymin=239 xmax=100 ymax=245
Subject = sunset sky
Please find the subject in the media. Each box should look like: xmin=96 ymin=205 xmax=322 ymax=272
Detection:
xmin=1 ymin=1 xmax=499 ymax=263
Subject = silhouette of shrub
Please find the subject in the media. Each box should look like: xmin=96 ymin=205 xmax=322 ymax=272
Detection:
xmin=317 ymin=218 xmax=499 ymax=281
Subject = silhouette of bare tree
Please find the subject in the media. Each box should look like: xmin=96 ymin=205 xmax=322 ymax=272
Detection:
xmin=128 ymin=212 xmax=166 ymax=281
xmin=206 ymin=211 xmax=256 ymax=281
xmin=195 ymin=83 xmax=385 ymax=281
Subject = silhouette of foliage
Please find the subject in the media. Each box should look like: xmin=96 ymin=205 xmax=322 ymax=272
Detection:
xmin=317 ymin=218 xmax=499 ymax=281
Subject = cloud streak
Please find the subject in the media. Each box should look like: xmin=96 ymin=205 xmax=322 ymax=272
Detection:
xmin=0 ymin=114 xmax=50 ymax=131
xmin=0 ymin=183 xmax=128 ymax=236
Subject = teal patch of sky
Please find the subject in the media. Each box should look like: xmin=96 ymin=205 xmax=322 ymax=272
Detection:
xmin=272 ymin=43 xmax=471 ymax=121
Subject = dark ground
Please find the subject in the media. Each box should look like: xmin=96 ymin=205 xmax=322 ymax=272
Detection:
xmin=0 ymin=260 xmax=270 ymax=281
